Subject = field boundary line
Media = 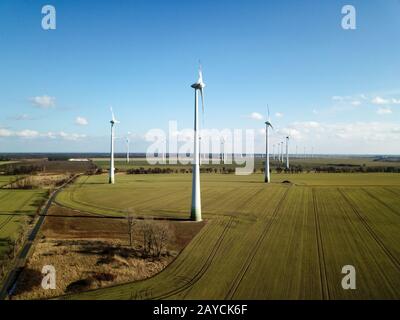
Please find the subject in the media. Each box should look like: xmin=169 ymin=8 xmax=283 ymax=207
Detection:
xmin=0 ymin=193 xmax=37 ymax=231
xmin=0 ymin=174 xmax=80 ymax=300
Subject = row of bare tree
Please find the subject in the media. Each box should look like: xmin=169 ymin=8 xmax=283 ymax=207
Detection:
xmin=126 ymin=215 xmax=172 ymax=259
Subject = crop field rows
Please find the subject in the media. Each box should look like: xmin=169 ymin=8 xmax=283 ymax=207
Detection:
xmin=0 ymin=190 xmax=46 ymax=258
xmin=52 ymin=173 xmax=400 ymax=299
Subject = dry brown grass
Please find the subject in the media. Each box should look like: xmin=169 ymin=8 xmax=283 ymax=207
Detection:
xmin=10 ymin=204 xmax=204 ymax=300
xmin=12 ymin=238 xmax=174 ymax=300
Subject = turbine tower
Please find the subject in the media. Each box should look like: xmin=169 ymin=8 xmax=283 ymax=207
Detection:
xmin=126 ymin=132 xmax=130 ymax=164
xmin=278 ymin=142 xmax=281 ymax=162
xmin=281 ymin=141 xmax=284 ymax=163
xmin=285 ymin=136 xmax=290 ymax=169
xmin=221 ymin=137 xmax=225 ymax=164
xmin=272 ymin=144 xmax=275 ymax=161
xmin=264 ymin=105 xmax=273 ymax=183
xmin=109 ymin=108 xmax=120 ymax=184
xmin=190 ymin=65 xmax=205 ymax=222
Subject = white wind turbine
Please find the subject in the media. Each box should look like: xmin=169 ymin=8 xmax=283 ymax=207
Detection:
xmin=280 ymin=141 xmax=284 ymax=163
xmin=272 ymin=144 xmax=275 ymax=161
xmin=264 ymin=105 xmax=273 ymax=183
xmin=109 ymin=107 xmax=120 ymax=184
xmin=221 ymin=137 xmax=225 ymax=164
xmin=125 ymin=132 xmax=131 ymax=164
xmin=278 ymin=143 xmax=281 ymax=162
xmin=190 ymin=65 xmax=205 ymax=222
xmin=285 ymin=136 xmax=290 ymax=169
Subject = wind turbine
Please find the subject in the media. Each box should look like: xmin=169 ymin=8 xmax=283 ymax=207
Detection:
xmin=272 ymin=144 xmax=275 ymax=161
xmin=190 ymin=65 xmax=205 ymax=222
xmin=109 ymin=107 xmax=120 ymax=184
xmin=221 ymin=137 xmax=225 ymax=164
xmin=285 ymin=136 xmax=290 ymax=169
xmin=126 ymin=132 xmax=131 ymax=164
xmin=278 ymin=142 xmax=281 ymax=163
xmin=264 ymin=105 xmax=273 ymax=183
xmin=280 ymin=141 xmax=284 ymax=163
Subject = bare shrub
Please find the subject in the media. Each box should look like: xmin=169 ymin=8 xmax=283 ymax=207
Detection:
xmin=140 ymin=221 xmax=172 ymax=258
xmin=126 ymin=211 xmax=137 ymax=248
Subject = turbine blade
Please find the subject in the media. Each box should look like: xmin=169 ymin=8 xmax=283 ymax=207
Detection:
xmin=110 ymin=107 xmax=116 ymax=122
xmin=198 ymin=61 xmax=203 ymax=83
xmin=200 ymin=88 xmax=204 ymax=115
xmin=267 ymin=104 xmax=270 ymax=121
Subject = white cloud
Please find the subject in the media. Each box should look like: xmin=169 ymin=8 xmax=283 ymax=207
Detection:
xmin=15 ymin=129 xmax=40 ymax=138
xmin=332 ymin=96 xmax=347 ymax=101
xmin=391 ymin=98 xmax=400 ymax=105
xmin=0 ymin=128 xmax=13 ymax=137
xmin=377 ymin=107 xmax=392 ymax=115
xmin=280 ymin=121 xmax=400 ymax=143
xmin=275 ymin=112 xmax=284 ymax=118
xmin=371 ymin=96 xmax=400 ymax=106
xmin=247 ymin=112 xmax=264 ymax=121
xmin=30 ymin=95 xmax=56 ymax=108
xmin=12 ymin=114 xmax=33 ymax=121
xmin=58 ymin=131 xmax=86 ymax=141
xmin=75 ymin=116 xmax=88 ymax=126
xmin=0 ymin=128 xmax=85 ymax=141
xmin=332 ymin=95 xmax=364 ymax=107
xmin=371 ymin=96 xmax=390 ymax=105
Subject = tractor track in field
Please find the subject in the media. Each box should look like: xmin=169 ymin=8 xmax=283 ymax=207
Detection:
xmin=224 ymin=187 xmax=291 ymax=300
xmin=0 ymin=215 xmax=13 ymax=230
xmin=0 ymin=195 xmax=35 ymax=231
xmin=311 ymin=188 xmax=330 ymax=300
xmin=141 ymin=189 xmax=264 ymax=300
xmin=64 ymin=182 xmax=182 ymax=217
xmin=383 ymin=187 xmax=400 ymax=198
xmin=362 ymin=188 xmax=400 ymax=217
xmin=0 ymin=191 xmax=13 ymax=202
xmin=141 ymin=217 xmax=235 ymax=300
xmin=0 ymin=175 xmax=78 ymax=300
xmin=338 ymin=188 xmax=400 ymax=271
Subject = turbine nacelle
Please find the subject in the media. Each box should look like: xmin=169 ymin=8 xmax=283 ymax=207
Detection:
xmin=191 ymin=69 xmax=206 ymax=90
xmin=110 ymin=107 xmax=120 ymax=126
xmin=265 ymin=121 xmax=273 ymax=129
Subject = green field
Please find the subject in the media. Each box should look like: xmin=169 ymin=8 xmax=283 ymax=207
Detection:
xmin=0 ymin=189 xmax=47 ymax=258
xmin=92 ymin=156 xmax=400 ymax=172
xmin=55 ymin=172 xmax=400 ymax=300
xmin=0 ymin=176 xmax=16 ymax=187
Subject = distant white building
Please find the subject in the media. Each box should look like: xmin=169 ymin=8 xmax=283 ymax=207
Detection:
xmin=68 ymin=158 xmax=90 ymax=162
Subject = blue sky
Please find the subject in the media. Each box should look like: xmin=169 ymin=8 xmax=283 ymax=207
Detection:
xmin=0 ymin=0 xmax=399 ymax=154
